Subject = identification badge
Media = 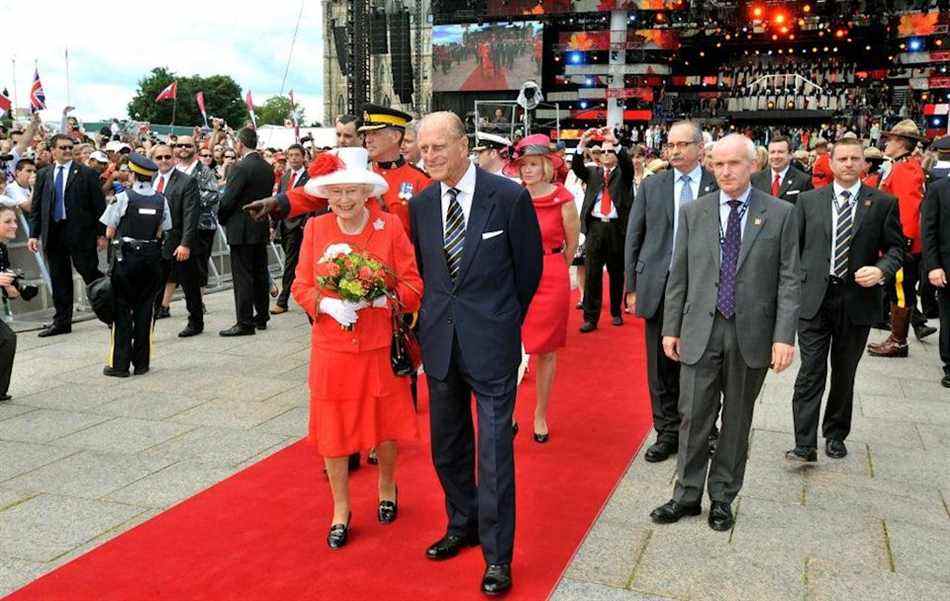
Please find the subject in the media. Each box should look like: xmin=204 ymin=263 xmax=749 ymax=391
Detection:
xmin=754 ymin=217 xmax=763 ymax=225
xmin=138 ymin=208 xmax=157 ymax=215
xmin=398 ymin=182 xmax=414 ymax=201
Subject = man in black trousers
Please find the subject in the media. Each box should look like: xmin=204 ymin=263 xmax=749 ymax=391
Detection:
xmin=28 ymin=134 xmax=107 ymax=337
xmin=270 ymin=144 xmax=310 ymax=315
xmin=217 ymin=128 xmax=274 ymax=336
xmin=625 ymin=120 xmax=718 ymax=463
xmin=151 ymin=144 xmax=203 ymax=337
xmin=787 ymin=137 xmax=904 ymax=462
xmin=573 ymin=127 xmax=634 ymax=333
xmin=921 ymin=140 xmax=950 ymax=388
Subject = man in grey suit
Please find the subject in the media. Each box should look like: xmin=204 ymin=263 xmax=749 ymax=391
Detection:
xmin=625 ymin=121 xmax=718 ymax=463
xmin=650 ymin=134 xmax=801 ymax=532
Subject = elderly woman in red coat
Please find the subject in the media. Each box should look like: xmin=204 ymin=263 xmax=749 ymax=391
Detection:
xmin=291 ymin=147 xmax=423 ymax=550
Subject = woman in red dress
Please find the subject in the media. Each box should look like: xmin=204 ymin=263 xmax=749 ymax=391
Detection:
xmin=505 ymin=135 xmax=579 ymax=443
xmin=292 ymin=147 xmax=423 ymax=549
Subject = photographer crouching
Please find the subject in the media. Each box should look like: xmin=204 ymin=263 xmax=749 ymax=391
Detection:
xmin=0 ymin=206 xmax=39 ymax=401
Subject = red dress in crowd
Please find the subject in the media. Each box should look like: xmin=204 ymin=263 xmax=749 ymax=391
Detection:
xmin=521 ymin=184 xmax=573 ymax=354
xmin=291 ymin=206 xmax=423 ymax=457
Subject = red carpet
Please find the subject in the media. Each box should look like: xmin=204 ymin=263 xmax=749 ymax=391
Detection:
xmin=6 ymin=294 xmax=652 ymax=601
xmin=460 ymin=65 xmax=511 ymax=91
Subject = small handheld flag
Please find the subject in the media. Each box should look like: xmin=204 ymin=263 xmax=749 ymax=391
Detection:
xmin=245 ymin=90 xmax=257 ymax=127
xmin=196 ymin=91 xmax=208 ymax=127
xmin=0 ymin=88 xmax=11 ymax=118
xmin=30 ymin=69 xmax=46 ymax=112
xmin=155 ymin=81 xmax=178 ymax=102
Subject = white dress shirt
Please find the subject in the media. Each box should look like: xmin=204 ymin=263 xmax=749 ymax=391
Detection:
xmin=154 ymin=169 xmax=173 ymax=193
xmin=718 ymin=186 xmax=753 ymax=260
xmin=770 ymin=165 xmax=790 ymax=189
xmin=285 ymin=167 xmax=305 ymax=189
xmin=177 ymin=160 xmax=198 ymax=177
xmin=2 ymin=181 xmax=30 ymax=207
xmin=830 ymin=180 xmax=861 ymax=276
xmin=54 ymin=160 xmax=72 ymax=198
xmin=440 ymin=160 xmax=477 ymax=236
xmin=593 ymin=167 xmax=618 ymax=220
xmin=672 ymin=164 xmax=703 ymax=231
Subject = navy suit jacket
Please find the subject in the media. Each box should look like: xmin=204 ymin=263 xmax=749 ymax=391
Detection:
xmin=409 ymin=167 xmax=543 ymax=382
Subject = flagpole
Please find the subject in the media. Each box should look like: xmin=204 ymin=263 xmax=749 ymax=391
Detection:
xmin=171 ymin=95 xmax=177 ymax=129
xmin=10 ymin=57 xmax=17 ymax=117
xmin=64 ymin=47 xmax=71 ymax=107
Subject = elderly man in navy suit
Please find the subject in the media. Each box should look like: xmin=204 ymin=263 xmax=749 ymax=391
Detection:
xmin=411 ymin=112 xmax=542 ymax=596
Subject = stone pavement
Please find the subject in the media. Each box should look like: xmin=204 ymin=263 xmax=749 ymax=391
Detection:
xmin=0 ymin=290 xmax=948 ymax=600
xmin=552 ymin=323 xmax=950 ymax=601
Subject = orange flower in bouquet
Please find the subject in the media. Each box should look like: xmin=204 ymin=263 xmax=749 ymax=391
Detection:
xmin=316 ymin=244 xmax=391 ymax=329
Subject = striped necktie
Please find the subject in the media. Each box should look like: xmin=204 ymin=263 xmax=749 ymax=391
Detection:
xmin=443 ymin=188 xmax=465 ymax=281
xmin=834 ymin=190 xmax=853 ymax=278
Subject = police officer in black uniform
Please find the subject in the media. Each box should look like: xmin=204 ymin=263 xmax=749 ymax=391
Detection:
xmin=100 ymin=153 xmax=172 ymax=377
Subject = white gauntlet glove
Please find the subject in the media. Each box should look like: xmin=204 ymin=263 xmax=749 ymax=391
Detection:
xmin=319 ymin=298 xmax=358 ymax=327
xmin=371 ymin=296 xmax=388 ymax=308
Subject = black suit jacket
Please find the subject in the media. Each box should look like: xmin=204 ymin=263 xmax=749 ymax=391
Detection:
xmin=409 ymin=166 xmax=543 ymax=382
xmin=921 ymin=176 xmax=950 ymax=274
xmin=572 ymin=148 xmax=635 ymax=235
xmin=160 ymin=169 xmax=200 ymax=259
xmin=625 ymin=166 xmax=718 ymax=319
xmin=796 ymin=183 xmax=904 ymax=325
xmin=277 ymin=169 xmax=310 ymax=233
xmin=217 ymin=152 xmax=274 ymax=245
xmin=751 ymin=166 xmax=813 ymax=204
xmin=29 ymin=161 xmax=106 ymax=249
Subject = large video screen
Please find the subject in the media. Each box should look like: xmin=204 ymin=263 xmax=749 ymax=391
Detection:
xmin=432 ymin=21 xmax=543 ymax=92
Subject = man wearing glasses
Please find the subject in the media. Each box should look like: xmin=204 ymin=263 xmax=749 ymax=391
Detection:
xmin=28 ymin=134 xmax=107 ymax=337
xmin=175 ymin=136 xmax=220 ymax=308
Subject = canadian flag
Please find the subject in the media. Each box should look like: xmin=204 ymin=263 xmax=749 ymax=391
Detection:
xmin=195 ymin=91 xmax=208 ymax=125
xmin=245 ymin=90 xmax=257 ymax=127
xmin=0 ymin=88 xmax=11 ymax=118
xmin=155 ymin=81 xmax=177 ymax=102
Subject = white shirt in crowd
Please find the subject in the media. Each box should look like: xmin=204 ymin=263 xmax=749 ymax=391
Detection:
xmin=440 ymin=160 xmax=476 ymax=232
xmin=830 ymin=180 xmax=861 ymax=276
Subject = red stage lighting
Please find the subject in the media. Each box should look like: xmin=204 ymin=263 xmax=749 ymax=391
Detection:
xmin=774 ymin=13 xmax=787 ymax=26
xmin=835 ymin=28 xmax=848 ymax=38
xmin=752 ymin=5 xmax=764 ymax=19
xmin=803 ymin=4 xmax=812 ymax=13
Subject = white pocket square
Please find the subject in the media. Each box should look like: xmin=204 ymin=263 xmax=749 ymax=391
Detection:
xmin=786 ymin=190 xmax=800 ymax=195
xmin=482 ymin=230 xmax=504 ymax=240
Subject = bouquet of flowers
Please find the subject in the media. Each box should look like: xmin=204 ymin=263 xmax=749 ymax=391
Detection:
xmin=315 ymin=243 xmax=389 ymax=328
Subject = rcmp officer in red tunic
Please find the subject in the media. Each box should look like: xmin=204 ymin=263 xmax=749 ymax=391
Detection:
xmin=359 ymin=104 xmax=430 ymax=234
xmin=100 ymin=153 xmax=172 ymax=377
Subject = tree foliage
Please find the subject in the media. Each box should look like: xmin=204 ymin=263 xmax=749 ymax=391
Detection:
xmin=127 ymin=68 xmax=249 ymax=128
xmin=254 ymin=95 xmax=306 ymax=127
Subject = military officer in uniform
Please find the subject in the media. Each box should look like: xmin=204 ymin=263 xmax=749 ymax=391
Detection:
xmin=100 ymin=153 xmax=172 ymax=378
xmin=358 ymin=103 xmax=430 ymax=235
xmin=472 ymin=133 xmax=513 ymax=177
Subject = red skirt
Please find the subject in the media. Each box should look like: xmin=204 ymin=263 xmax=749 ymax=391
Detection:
xmin=521 ymin=253 xmax=570 ymax=354
xmin=308 ymin=346 xmax=418 ymax=457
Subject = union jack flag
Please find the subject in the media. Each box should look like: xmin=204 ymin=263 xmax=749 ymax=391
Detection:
xmin=30 ymin=69 xmax=46 ymax=112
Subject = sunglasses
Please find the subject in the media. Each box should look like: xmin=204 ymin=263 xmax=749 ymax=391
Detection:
xmin=56 ymin=145 xmax=74 ymax=151
xmin=224 ymin=154 xmax=236 ymax=159
xmin=154 ymin=154 xmax=174 ymax=160
xmin=199 ymin=153 xmax=212 ymax=158
xmin=173 ymin=143 xmax=194 ymax=148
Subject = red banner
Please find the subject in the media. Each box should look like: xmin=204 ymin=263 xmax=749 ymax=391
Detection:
xmin=897 ymin=11 xmax=950 ymax=37
xmin=929 ymin=76 xmax=950 ymax=88
xmin=560 ymin=29 xmax=679 ymax=51
xmin=605 ymin=88 xmax=654 ymax=101
xmin=570 ymin=109 xmax=653 ymax=121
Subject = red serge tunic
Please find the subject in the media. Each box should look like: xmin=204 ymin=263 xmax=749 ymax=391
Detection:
xmin=291 ymin=207 xmax=423 ymax=457
xmin=521 ymin=184 xmax=573 ymax=354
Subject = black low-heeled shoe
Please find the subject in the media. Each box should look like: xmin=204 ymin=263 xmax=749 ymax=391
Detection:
xmin=327 ymin=513 xmax=351 ymax=550
xmin=533 ymin=432 xmax=549 ymax=444
xmin=378 ymin=486 xmax=398 ymax=524
xmin=512 ymin=422 xmax=519 ymax=438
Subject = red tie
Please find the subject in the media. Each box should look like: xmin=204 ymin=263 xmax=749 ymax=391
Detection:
xmin=156 ymin=175 xmax=165 ymax=193
xmin=601 ymin=169 xmax=613 ymax=216
xmin=771 ymin=173 xmax=781 ymax=196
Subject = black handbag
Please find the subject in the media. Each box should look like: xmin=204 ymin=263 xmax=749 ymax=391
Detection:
xmin=387 ymin=288 xmax=421 ymax=377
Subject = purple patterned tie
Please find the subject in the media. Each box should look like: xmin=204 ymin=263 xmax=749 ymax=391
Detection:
xmin=717 ymin=200 xmax=742 ymax=319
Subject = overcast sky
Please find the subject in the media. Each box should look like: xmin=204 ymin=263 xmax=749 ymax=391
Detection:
xmin=0 ymin=0 xmax=324 ymax=125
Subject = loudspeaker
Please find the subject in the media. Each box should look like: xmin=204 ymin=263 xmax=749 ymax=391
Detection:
xmin=371 ymin=10 xmax=389 ymax=54
xmin=333 ymin=24 xmax=349 ymax=73
xmin=389 ymin=10 xmax=414 ymax=105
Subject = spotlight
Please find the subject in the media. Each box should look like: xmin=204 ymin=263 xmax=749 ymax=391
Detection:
xmin=937 ymin=39 xmax=944 ymax=47
xmin=774 ymin=13 xmax=786 ymax=26
xmin=780 ymin=26 xmax=789 ymax=34
xmin=569 ymin=51 xmax=585 ymax=64
xmin=752 ymin=5 xmax=764 ymax=19
xmin=909 ymin=38 xmax=924 ymax=51
xmin=579 ymin=100 xmax=588 ymax=109
xmin=835 ymin=28 xmax=848 ymax=39
xmin=934 ymin=117 xmax=942 ymax=127
xmin=803 ymin=4 xmax=811 ymax=13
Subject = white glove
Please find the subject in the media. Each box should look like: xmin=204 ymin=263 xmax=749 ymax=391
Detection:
xmin=343 ymin=300 xmax=369 ymax=312
xmin=371 ymin=296 xmax=388 ymax=308
xmin=319 ymin=298 xmax=358 ymax=327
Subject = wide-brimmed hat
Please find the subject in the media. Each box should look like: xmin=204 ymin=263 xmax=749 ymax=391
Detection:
xmin=882 ymin=119 xmax=927 ymax=143
xmin=502 ymin=134 xmax=565 ymax=177
xmin=304 ymin=147 xmax=389 ymax=198
xmin=864 ymin=147 xmax=885 ymax=160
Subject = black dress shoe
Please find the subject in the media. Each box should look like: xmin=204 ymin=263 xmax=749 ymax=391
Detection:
xmin=255 ymin=322 xmax=268 ymax=330
xmin=784 ymin=446 xmax=818 ymax=463
xmin=708 ymin=501 xmax=734 ymax=531
xmin=575 ymin=301 xmax=583 ymax=310
xmin=512 ymin=422 xmax=519 ymax=438
xmin=579 ymin=322 xmax=597 ymax=333
xmin=156 ymin=306 xmax=171 ymax=319
xmin=533 ymin=432 xmax=549 ymax=443
xmin=178 ymin=325 xmax=203 ymax=338
xmin=219 ymin=324 xmax=255 ymax=337
xmin=0 ymin=394 xmax=11 ymax=402
xmin=102 ymin=366 xmax=130 ymax=378
xmin=914 ymin=323 xmax=937 ymax=340
xmin=378 ymin=486 xmax=398 ymax=524
xmin=825 ymin=439 xmax=848 ymax=459
xmin=650 ymin=499 xmax=701 ymax=524
xmin=611 ymin=316 xmax=623 ymax=326
xmin=133 ymin=367 xmax=150 ymax=376
xmin=327 ymin=513 xmax=351 ymax=550
xmin=37 ymin=325 xmax=71 ymax=338
xmin=348 ymin=452 xmax=361 ymax=471
xmin=425 ymin=531 xmax=479 ymax=560
xmin=481 ymin=563 xmax=512 ymax=596
xmin=644 ymin=439 xmax=677 ymax=463
xmin=942 ymin=374 xmax=950 ymax=388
